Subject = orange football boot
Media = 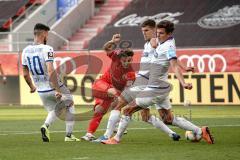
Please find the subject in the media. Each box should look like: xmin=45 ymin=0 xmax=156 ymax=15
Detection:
xmin=201 ymin=126 xmax=214 ymax=144
xmin=101 ymin=137 xmax=119 ymax=145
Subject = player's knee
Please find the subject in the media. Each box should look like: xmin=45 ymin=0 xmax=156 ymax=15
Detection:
xmin=160 ymin=112 xmax=173 ymax=124
xmin=123 ymin=107 xmax=133 ymax=117
xmin=94 ymin=105 xmax=107 ymax=116
xmin=114 ymin=97 xmax=127 ymax=110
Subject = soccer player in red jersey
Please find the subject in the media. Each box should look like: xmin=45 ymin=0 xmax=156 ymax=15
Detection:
xmin=81 ymin=34 xmax=135 ymax=141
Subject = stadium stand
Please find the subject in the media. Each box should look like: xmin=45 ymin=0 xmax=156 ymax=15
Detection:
xmin=0 ymin=0 xmax=46 ymax=51
xmin=0 ymin=0 xmax=28 ymax=30
xmin=61 ymin=0 xmax=132 ymax=50
xmin=88 ymin=0 xmax=240 ymax=49
xmin=0 ymin=0 xmax=45 ymax=31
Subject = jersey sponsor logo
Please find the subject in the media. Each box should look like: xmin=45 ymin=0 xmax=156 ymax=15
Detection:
xmin=179 ymin=54 xmax=227 ymax=73
xmin=114 ymin=12 xmax=184 ymax=27
xmin=198 ymin=5 xmax=240 ymax=29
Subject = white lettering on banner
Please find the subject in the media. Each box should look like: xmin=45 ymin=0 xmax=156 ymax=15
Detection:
xmin=179 ymin=54 xmax=227 ymax=73
xmin=114 ymin=12 xmax=184 ymax=27
xmin=54 ymin=57 xmax=76 ymax=74
xmin=198 ymin=5 xmax=240 ymax=29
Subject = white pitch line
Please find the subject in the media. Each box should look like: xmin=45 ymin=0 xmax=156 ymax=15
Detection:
xmin=72 ymin=157 xmax=89 ymax=160
xmin=0 ymin=124 xmax=240 ymax=136
xmin=0 ymin=134 xmax=8 ymax=136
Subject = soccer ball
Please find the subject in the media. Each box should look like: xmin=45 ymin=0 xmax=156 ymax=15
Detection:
xmin=185 ymin=131 xmax=202 ymax=142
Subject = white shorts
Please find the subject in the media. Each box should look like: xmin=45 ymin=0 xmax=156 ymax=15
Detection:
xmin=121 ymin=76 xmax=148 ymax=103
xmin=135 ymin=84 xmax=172 ymax=108
xmin=154 ymin=96 xmax=172 ymax=110
xmin=38 ymin=85 xmax=73 ymax=112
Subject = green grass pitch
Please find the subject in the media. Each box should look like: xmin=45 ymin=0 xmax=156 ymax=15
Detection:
xmin=0 ymin=105 xmax=240 ymax=160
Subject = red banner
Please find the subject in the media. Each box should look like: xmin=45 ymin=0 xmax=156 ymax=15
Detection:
xmin=1 ymin=48 xmax=239 ymax=75
xmin=176 ymin=48 xmax=240 ymax=73
xmin=0 ymin=53 xmax=19 ymax=75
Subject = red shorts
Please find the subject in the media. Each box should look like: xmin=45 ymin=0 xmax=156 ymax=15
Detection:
xmin=92 ymin=78 xmax=114 ymax=110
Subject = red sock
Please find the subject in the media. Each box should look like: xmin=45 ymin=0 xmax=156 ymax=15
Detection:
xmin=87 ymin=113 xmax=104 ymax=134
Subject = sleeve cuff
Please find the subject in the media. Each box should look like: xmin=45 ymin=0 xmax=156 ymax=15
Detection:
xmin=169 ymin=57 xmax=177 ymax=60
xmin=45 ymin=60 xmax=54 ymax=62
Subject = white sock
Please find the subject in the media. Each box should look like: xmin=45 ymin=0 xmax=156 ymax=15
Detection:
xmin=114 ymin=115 xmax=131 ymax=142
xmin=65 ymin=106 xmax=75 ymax=135
xmin=172 ymin=116 xmax=202 ymax=134
xmin=104 ymin=110 xmax=120 ymax=138
xmin=148 ymin=115 xmax=175 ymax=137
xmin=44 ymin=110 xmax=57 ymax=127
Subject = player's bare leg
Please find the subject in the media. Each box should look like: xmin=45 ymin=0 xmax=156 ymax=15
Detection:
xmin=82 ymin=105 xmax=107 ymax=141
xmin=102 ymin=104 xmax=141 ymax=144
xmin=159 ymin=109 xmax=214 ymax=144
xmin=140 ymin=109 xmax=180 ymax=141
xmin=103 ymin=96 xmax=128 ymax=139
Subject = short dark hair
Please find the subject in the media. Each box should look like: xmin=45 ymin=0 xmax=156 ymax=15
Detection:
xmin=157 ymin=20 xmax=174 ymax=33
xmin=118 ymin=49 xmax=134 ymax=58
xmin=34 ymin=23 xmax=50 ymax=34
xmin=141 ymin=19 xmax=156 ymax=28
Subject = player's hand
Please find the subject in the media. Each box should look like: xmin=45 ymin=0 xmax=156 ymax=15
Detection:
xmin=112 ymin=34 xmax=121 ymax=43
xmin=150 ymin=38 xmax=158 ymax=48
xmin=30 ymin=86 xmax=36 ymax=93
xmin=55 ymin=91 xmax=62 ymax=99
xmin=107 ymin=88 xmax=120 ymax=98
xmin=185 ymin=66 xmax=195 ymax=73
xmin=183 ymin=83 xmax=192 ymax=90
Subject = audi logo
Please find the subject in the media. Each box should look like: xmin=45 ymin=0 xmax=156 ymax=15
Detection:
xmin=178 ymin=54 xmax=227 ymax=73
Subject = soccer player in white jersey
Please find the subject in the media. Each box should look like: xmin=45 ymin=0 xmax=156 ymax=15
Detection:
xmin=102 ymin=20 xmax=214 ymax=145
xmin=96 ymin=19 xmax=182 ymax=142
xmin=22 ymin=23 xmax=79 ymax=142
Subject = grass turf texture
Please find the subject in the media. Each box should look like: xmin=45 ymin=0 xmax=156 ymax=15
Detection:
xmin=0 ymin=105 xmax=240 ymax=160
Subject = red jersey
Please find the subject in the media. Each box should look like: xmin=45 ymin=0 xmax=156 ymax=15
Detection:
xmin=100 ymin=50 xmax=135 ymax=91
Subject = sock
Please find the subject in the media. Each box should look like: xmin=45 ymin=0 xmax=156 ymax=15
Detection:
xmin=87 ymin=112 xmax=104 ymax=134
xmin=104 ymin=110 xmax=121 ymax=138
xmin=65 ymin=106 xmax=75 ymax=136
xmin=148 ymin=115 xmax=175 ymax=137
xmin=44 ymin=110 xmax=57 ymax=127
xmin=114 ymin=115 xmax=131 ymax=142
xmin=172 ymin=116 xmax=202 ymax=134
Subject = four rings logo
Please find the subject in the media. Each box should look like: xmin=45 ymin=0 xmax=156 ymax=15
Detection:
xmin=198 ymin=5 xmax=240 ymax=29
xmin=179 ymin=54 xmax=227 ymax=73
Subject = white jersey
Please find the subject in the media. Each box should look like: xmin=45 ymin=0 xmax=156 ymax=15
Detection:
xmin=137 ymin=41 xmax=156 ymax=78
xmin=148 ymin=37 xmax=176 ymax=85
xmin=22 ymin=44 xmax=62 ymax=92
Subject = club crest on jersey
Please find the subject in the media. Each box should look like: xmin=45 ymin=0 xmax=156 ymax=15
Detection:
xmin=48 ymin=52 xmax=54 ymax=58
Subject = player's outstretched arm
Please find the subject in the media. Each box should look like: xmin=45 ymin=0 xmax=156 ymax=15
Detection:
xmin=23 ymin=66 xmax=36 ymax=93
xmin=170 ymin=59 xmax=192 ymax=90
xmin=177 ymin=60 xmax=195 ymax=72
xmin=0 ymin=64 xmax=7 ymax=84
xmin=46 ymin=61 xmax=62 ymax=98
xmin=46 ymin=62 xmax=61 ymax=91
xmin=103 ymin=34 xmax=121 ymax=55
